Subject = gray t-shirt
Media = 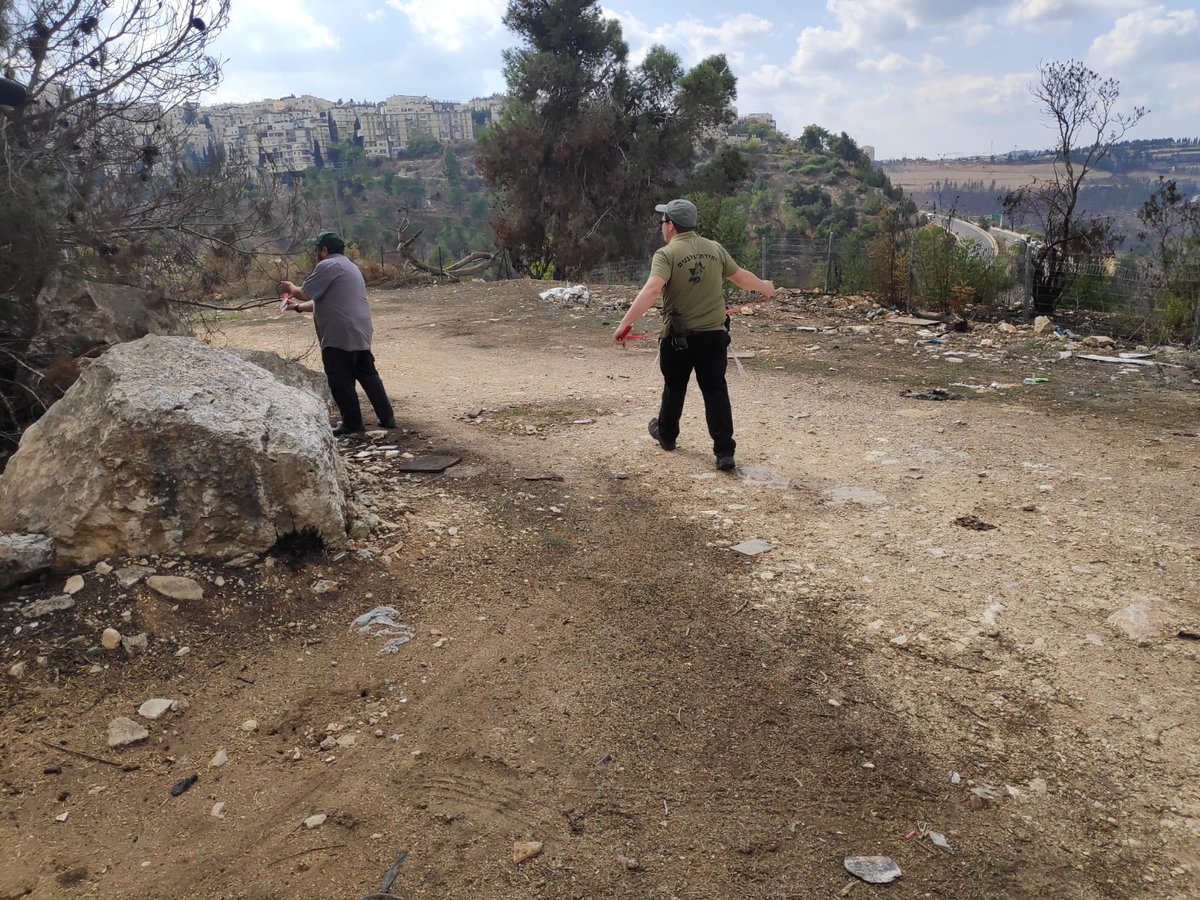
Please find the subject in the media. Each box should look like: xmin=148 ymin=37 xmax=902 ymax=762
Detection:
xmin=300 ymin=254 xmax=373 ymax=351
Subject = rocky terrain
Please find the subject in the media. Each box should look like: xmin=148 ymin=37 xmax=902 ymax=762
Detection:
xmin=2 ymin=279 xmax=1198 ymax=898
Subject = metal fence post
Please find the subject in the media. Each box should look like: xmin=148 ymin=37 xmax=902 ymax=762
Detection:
xmin=760 ymin=234 xmax=767 ymax=280
xmin=1192 ymin=283 xmax=1200 ymax=348
xmin=1022 ymin=239 xmax=1034 ymax=322
xmin=824 ymin=230 xmax=834 ymax=294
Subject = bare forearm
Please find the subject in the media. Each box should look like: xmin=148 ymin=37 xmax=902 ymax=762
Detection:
xmin=728 ymin=268 xmax=775 ymax=296
xmin=619 ymin=284 xmax=661 ymax=329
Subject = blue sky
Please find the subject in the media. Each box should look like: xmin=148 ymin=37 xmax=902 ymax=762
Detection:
xmin=202 ymin=0 xmax=1199 ymax=160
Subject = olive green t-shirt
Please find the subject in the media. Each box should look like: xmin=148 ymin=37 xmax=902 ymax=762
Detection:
xmin=650 ymin=232 xmax=738 ymax=333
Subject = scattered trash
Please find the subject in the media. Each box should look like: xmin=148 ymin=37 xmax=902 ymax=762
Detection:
xmin=378 ymin=635 xmax=415 ymax=653
xmin=950 ymin=771 xmax=961 ymax=785
xmin=523 ymin=472 xmax=565 ymax=482
xmin=1022 ymin=376 xmax=1049 ymax=384
xmin=350 ymin=606 xmax=407 ymax=635
xmin=372 ymin=849 xmax=409 ymax=896
xmin=899 ymin=388 xmax=964 ymax=401
xmin=351 ymin=606 xmax=416 ymax=654
xmin=730 ymin=539 xmax=776 ymax=556
xmin=169 ymin=774 xmax=199 ymax=796
xmin=1077 ymin=354 xmax=1171 ymax=368
xmin=1176 ymin=630 xmax=1200 ymax=641
xmin=538 ymin=285 xmax=591 ymax=305
xmin=844 ymin=856 xmax=902 ymax=884
xmin=954 ymin=515 xmax=997 ymax=531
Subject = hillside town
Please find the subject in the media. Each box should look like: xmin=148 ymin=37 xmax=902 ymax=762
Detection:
xmin=165 ymin=94 xmax=811 ymax=172
xmin=167 ymin=93 xmax=510 ymax=171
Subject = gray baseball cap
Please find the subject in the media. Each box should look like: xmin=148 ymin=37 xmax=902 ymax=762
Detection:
xmin=654 ymin=199 xmax=698 ymax=228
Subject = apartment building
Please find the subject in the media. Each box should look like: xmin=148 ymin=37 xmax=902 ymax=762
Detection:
xmin=168 ymin=93 xmax=505 ymax=172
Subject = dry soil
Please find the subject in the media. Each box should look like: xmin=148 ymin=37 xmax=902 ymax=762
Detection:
xmin=2 ymin=280 xmax=1199 ymax=899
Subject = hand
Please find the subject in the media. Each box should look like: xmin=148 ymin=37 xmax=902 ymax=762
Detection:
xmin=761 ymin=280 xmax=776 ymax=298
xmin=277 ymin=280 xmax=297 ymax=295
xmin=613 ymin=323 xmax=631 ymax=346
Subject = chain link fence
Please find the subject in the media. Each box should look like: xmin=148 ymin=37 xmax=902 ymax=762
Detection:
xmin=574 ymin=231 xmax=1199 ymax=344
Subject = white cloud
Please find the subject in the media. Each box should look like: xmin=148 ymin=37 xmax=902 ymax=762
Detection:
xmin=386 ymin=0 xmax=506 ymax=52
xmin=1005 ymin=0 xmax=1139 ymax=28
xmin=219 ymin=0 xmax=340 ymax=55
xmin=1089 ymin=6 xmax=1199 ymax=68
xmin=364 ymin=9 xmax=387 ymax=24
xmin=604 ymin=10 xmax=774 ymax=67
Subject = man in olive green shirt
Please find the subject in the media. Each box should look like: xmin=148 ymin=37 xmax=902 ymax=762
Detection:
xmin=613 ymin=199 xmax=774 ymax=470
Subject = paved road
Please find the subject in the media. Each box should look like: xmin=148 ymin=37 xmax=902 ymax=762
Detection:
xmin=927 ymin=213 xmax=998 ymax=259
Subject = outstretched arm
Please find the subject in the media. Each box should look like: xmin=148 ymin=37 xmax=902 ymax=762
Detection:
xmin=727 ymin=268 xmax=775 ymax=297
xmin=613 ymin=275 xmax=666 ymax=344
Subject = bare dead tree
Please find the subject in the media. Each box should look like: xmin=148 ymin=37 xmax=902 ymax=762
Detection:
xmin=1002 ymin=60 xmax=1147 ymax=315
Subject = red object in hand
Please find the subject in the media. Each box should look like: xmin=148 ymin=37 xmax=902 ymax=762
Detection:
xmin=615 ymin=324 xmax=631 ymax=342
xmin=279 ymin=291 xmax=292 ymax=313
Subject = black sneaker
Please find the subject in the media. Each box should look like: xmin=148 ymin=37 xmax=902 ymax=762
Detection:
xmin=648 ymin=418 xmax=675 ymax=451
xmin=716 ymin=455 xmax=736 ymax=471
xmin=332 ymin=424 xmax=365 ymax=436
xmin=378 ymin=420 xmax=397 ymax=429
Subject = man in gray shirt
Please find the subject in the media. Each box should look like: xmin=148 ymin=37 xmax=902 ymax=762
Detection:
xmin=279 ymin=231 xmax=395 ymax=435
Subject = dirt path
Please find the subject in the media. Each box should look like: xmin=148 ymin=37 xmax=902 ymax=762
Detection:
xmin=2 ymin=281 xmax=1198 ymax=898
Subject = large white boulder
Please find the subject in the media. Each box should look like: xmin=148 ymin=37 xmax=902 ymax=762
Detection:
xmin=0 ymin=335 xmax=350 ymax=567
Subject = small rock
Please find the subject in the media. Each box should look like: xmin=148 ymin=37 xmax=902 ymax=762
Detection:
xmin=145 ymin=575 xmax=204 ymax=601
xmin=20 ymin=594 xmax=75 ymax=619
xmin=95 ymin=561 xmax=113 ymax=575
xmin=121 ymin=633 xmax=148 ymax=656
xmin=433 ymin=637 xmax=448 ymax=649
xmin=513 ymin=840 xmax=543 ymax=865
xmin=240 ymin=719 xmax=258 ymax=732
xmin=211 ymin=802 xmax=226 ymax=818
xmin=101 ymin=627 xmax=123 ymax=650
xmin=889 ymin=634 xmax=908 ymax=646
xmin=63 ymin=574 xmax=85 ymax=595
xmin=336 ymin=734 xmax=357 ymax=749
xmin=137 ymin=698 xmax=177 ymax=720
xmin=9 ymin=661 xmax=27 ymax=679
xmin=304 ymin=814 xmax=327 ymax=829
xmin=55 ymin=811 xmax=69 ymax=822
xmin=115 ymin=565 xmax=154 ymax=588
xmin=617 ymin=854 xmax=641 ymax=871
xmin=174 ymin=646 xmax=191 ymax=657
xmin=312 ymin=580 xmax=339 ymax=594
xmin=844 ymin=856 xmax=901 ymax=884
xmin=107 ymin=716 xmax=150 ymax=747
xmin=210 ymin=749 xmax=228 ymax=768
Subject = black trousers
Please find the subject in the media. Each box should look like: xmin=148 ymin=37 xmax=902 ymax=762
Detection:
xmin=657 ymin=329 xmax=735 ymax=457
xmin=321 ymin=347 xmax=394 ymax=430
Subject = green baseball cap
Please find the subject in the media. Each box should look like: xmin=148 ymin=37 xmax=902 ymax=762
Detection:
xmin=654 ymin=199 xmax=698 ymax=228
xmin=313 ymin=230 xmax=345 ymax=253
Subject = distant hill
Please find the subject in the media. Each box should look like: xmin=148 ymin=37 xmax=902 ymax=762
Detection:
xmin=881 ymin=139 xmax=1200 ymax=242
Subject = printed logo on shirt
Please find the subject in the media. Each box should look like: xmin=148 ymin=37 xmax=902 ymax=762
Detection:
xmin=688 ymin=259 xmax=706 ymax=284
